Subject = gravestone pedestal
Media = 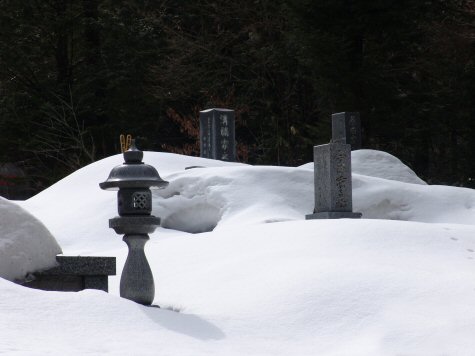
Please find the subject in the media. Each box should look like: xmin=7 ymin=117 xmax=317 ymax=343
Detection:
xmin=200 ymin=108 xmax=236 ymax=161
xmin=306 ymin=211 xmax=362 ymax=219
xmin=306 ymin=143 xmax=362 ymax=220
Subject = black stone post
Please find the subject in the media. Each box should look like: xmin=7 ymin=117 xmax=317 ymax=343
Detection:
xmin=200 ymin=108 xmax=236 ymax=161
xmin=331 ymin=112 xmax=362 ymax=150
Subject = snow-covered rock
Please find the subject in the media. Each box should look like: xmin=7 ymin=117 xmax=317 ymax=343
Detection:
xmin=0 ymin=197 xmax=61 ymax=281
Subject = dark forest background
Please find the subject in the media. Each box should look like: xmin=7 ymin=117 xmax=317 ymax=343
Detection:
xmin=0 ymin=0 xmax=474 ymax=196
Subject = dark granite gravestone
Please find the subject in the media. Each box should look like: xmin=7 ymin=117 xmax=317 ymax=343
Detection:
xmin=200 ymin=108 xmax=236 ymax=161
xmin=332 ymin=112 xmax=362 ymax=150
xmin=306 ymin=143 xmax=362 ymax=219
xmin=21 ymin=256 xmax=116 ymax=292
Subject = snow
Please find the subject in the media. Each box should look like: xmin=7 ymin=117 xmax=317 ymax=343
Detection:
xmin=17 ymin=152 xmax=244 ymax=252
xmin=351 ymin=149 xmax=427 ymax=185
xmin=299 ymin=149 xmax=426 ymax=185
xmin=353 ymin=174 xmax=475 ymax=224
xmin=0 ymin=197 xmax=61 ymax=281
xmin=2 ymin=149 xmax=475 ymax=355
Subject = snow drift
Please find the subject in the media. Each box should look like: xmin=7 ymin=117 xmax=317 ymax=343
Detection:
xmin=0 ymin=197 xmax=61 ymax=281
xmin=2 ymin=148 xmax=475 ymax=355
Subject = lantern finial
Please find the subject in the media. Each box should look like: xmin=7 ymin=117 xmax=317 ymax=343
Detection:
xmin=124 ymin=139 xmax=143 ymax=164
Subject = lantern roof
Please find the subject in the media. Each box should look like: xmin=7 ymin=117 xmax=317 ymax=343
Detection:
xmin=99 ymin=141 xmax=168 ymax=191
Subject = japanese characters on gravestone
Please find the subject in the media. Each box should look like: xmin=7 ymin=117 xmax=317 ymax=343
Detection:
xmin=332 ymin=112 xmax=362 ymax=150
xmin=306 ymin=142 xmax=362 ymax=219
xmin=200 ymin=108 xmax=236 ymax=161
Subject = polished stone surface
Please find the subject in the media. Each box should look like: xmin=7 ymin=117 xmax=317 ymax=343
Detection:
xmin=306 ymin=142 xmax=362 ymax=220
xmin=200 ymin=108 xmax=236 ymax=161
xmin=332 ymin=112 xmax=362 ymax=150
xmin=109 ymin=216 xmax=161 ymax=235
xmin=120 ymin=234 xmax=155 ymax=305
xmin=21 ymin=256 xmax=116 ymax=292
xmin=305 ymin=211 xmax=362 ymax=219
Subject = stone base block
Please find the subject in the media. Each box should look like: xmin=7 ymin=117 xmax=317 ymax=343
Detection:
xmin=21 ymin=256 xmax=116 ymax=293
xmin=109 ymin=216 xmax=160 ymax=235
xmin=305 ymin=211 xmax=362 ymax=220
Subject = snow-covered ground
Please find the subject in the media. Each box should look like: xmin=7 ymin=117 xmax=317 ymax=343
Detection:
xmin=2 ymin=149 xmax=475 ymax=355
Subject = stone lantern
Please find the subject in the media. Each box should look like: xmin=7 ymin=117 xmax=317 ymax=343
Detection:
xmin=100 ymin=140 xmax=168 ymax=305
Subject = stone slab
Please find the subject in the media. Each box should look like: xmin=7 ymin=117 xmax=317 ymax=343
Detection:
xmin=21 ymin=256 xmax=116 ymax=293
xmin=305 ymin=211 xmax=362 ymax=219
xmin=313 ymin=143 xmax=354 ymax=213
xmin=308 ymin=142 xmax=362 ymax=220
xmin=84 ymin=275 xmax=109 ymax=291
xmin=332 ymin=112 xmax=362 ymax=150
xmin=44 ymin=256 xmax=116 ymax=276
xmin=109 ymin=216 xmax=160 ymax=235
xmin=23 ymin=275 xmax=85 ymax=292
xmin=200 ymin=108 xmax=236 ymax=161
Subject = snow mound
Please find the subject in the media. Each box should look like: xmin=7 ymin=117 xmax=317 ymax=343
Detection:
xmin=352 ymin=149 xmax=426 ymax=184
xmin=155 ymin=164 xmax=474 ymax=233
xmin=18 ymin=152 xmax=244 ymax=252
xmin=18 ymin=149 xmax=475 ymax=255
xmin=0 ymin=197 xmax=61 ymax=281
xmin=300 ymin=149 xmax=425 ymax=184
xmin=353 ymin=174 xmax=475 ymax=223
xmin=154 ymin=166 xmax=312 ymax=233
xmin=5 ymin=149 xmax=475 ymax=355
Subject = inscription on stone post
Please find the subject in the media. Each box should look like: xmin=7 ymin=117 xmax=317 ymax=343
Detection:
xmin=200 ymin=108 xmax=236 ymax=161
xmin=306 ymin=142 xmax=362 ymax=219
xmin=332 ymin=112 xmax=361 ymax=150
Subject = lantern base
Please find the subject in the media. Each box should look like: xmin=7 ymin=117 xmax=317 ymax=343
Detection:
xmin=109 ymin=216 xmax=160 ymax=235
